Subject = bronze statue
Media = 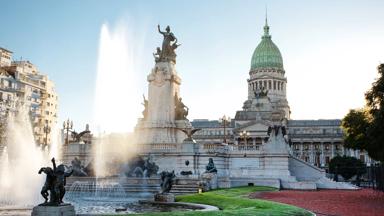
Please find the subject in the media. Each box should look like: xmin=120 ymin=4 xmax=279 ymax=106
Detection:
xmin=177 ymin=128 xmax=201 ymax=141
xmin=205 ymin=158 xmax=217 ymax=173
xmin=124 ymin=155 xmax=159 ymax=177
xmin=159 ymin=170 xmax=176 ymax=194
xmin=38 ymin=166 xmax=55 ymax=203
xmin=175 ymin=94 xmax=189 ymax=120
xmin=71 ymin=129 xmax=90 ymax=143
xmin=38 ymin=158 xmax=73 ymax=206
xmin=157 ymin=25 xmax=178 ymax=63
xmin=71 ymin=157 xmax=87 ymax=177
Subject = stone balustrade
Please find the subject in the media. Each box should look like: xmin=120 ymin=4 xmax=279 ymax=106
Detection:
xmin=146 ymin=143 xmax=179 ymax=152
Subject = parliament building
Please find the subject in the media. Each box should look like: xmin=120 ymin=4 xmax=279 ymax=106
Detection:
xmin=191 ymin=20 xmax=372 ymax=169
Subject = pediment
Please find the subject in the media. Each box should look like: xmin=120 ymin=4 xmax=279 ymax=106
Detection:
xmin=235 ymin=119 xmax=272 ymax=132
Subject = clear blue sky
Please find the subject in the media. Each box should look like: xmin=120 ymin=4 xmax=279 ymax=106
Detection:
xmin=1 ymin=0 xmax=383 ymax=132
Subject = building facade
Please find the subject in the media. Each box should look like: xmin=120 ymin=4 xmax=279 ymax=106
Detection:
xmin=0 ymin=47 xmax=58 ymax=146
xmin=191 ymin=20 xmax=371 ymax=169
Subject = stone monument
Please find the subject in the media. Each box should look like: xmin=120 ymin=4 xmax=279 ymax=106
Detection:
xmin=32 ymin=158 xmax=75 ymax=216
xmin=135 ymin=25 xmax=192 ymax=170
xmin=201 ymin=158 xmax=218 ymax=190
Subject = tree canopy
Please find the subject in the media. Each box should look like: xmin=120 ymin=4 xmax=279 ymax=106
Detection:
xmin=342 ymin=64 xmax=384 ymax=162
xmin=329 ymin=155 xmax=366 ymax=180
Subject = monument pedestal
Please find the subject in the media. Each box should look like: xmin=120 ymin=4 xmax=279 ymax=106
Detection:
xmin=201 ymin=173 xmax=218 ymax=190
xmin=31 ymin=204 xmax=75 ymax=216
xmin=154 ymin=193 xmax=175 ymax=202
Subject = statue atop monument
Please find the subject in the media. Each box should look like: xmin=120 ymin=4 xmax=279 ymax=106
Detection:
xmin=177 ymin=128 xmax=201 ymax=142
xmin=174 ymin=94 xmax=189 ymax=120
xmin=156 ymin=25 xmax=180 ymax=63
xmin=141 ymin=94 xmax=148 ymax=119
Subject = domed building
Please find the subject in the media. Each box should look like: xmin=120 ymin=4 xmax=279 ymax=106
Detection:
xmin=192 ymin=18 xmax=373 ymax=170
xmin=239 ymin=18 xmax=290 ymax=122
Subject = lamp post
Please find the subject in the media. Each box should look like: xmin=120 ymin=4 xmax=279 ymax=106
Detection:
xmin=43 ymin=124 xmax=51 ymax=146
xmin=239 ymin=130 xmax=250 ymax=150
xmin=63 ymin=119 xmax=73 ymax=145
xmin=219 ymin=115 xmax=231 ymax=144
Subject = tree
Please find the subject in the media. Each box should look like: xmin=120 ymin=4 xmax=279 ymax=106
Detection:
xmin=342 ymin=64 xmax=384 ymax=162
xmin=341 ymin=109 xmax=370 ymax=150
xmin=329 ymin=155 xmax=366 ymax=180
xmin=364 ymin=64 xmax=384 ymax=162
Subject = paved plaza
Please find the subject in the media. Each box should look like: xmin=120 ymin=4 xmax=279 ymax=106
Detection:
xmin=252 ymin=189 xmax=384 ymax=216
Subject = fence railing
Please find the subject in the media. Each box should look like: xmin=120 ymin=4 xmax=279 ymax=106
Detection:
xmin=329 ymin=163 xmax=383 ymax=192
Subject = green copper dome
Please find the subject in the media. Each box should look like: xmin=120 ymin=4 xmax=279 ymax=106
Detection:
xmin=250 ymin=21 xmax=284 ymax=71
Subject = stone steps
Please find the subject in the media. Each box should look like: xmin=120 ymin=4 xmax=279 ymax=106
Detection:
xmin=170 ymin=184 xmax=199 ymax=194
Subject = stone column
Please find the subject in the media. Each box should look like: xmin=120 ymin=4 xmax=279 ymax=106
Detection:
xmin=310 ymin=142 xmax=314 ymax=164
xmin=320 ymin=143 xmax=325 ymax=167
xmin=299 ymin=142 xmax=303 ymax=158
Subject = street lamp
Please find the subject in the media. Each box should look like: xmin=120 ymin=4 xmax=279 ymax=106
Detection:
xmin=43 ymin=124 xmax=51 ymax=146
xmin=219 ymin=115 xmax=231 ymax=144
xmin=239 ymin=130 xmax=250 ymax=150
xmin=63 ymin=119 xmax=73 ymax=145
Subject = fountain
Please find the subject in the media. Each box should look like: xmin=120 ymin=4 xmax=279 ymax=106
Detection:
xmin=93 ymin=20 xmax=142 ymax=178
xmin=0 ymin=108 xmax=48 ymax=207
xmin=1 ymin=22 xmax=218 ymax=215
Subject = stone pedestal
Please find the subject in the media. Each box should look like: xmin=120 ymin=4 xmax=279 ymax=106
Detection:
xmin=201 ymin=173 xmax=218 ymax=190
xmin=31 ymin=204 xmax=75 ymax=216
xmin=154 ymin=193 xmax=175 ymax=202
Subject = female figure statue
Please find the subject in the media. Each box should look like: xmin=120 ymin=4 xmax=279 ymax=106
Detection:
xmin=157 ymin=25 xmax=177 ymax=61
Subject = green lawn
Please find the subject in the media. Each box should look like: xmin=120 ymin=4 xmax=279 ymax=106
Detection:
xmin=135 ymin=186 xmax=312 ymax=216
